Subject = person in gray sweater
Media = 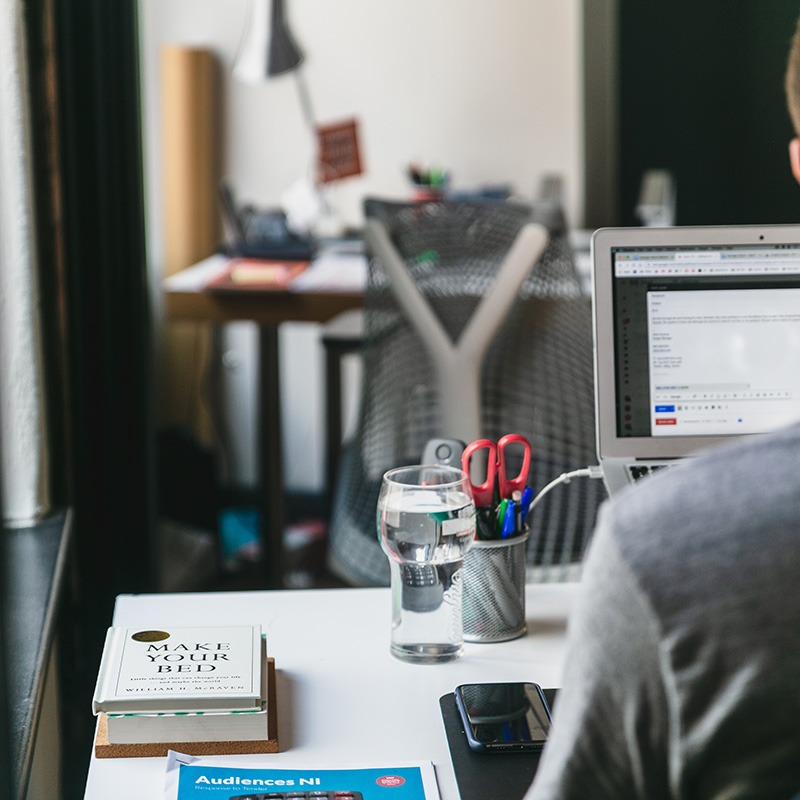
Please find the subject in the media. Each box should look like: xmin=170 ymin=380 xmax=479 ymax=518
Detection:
xmin=526 ymin=426 xmax=800 ymax=799
xmin=525 ymin=19 xmax=800 ymax=800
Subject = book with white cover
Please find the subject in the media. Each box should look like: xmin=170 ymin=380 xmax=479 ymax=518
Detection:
xmin=104 ymin=646 xmax=269 ymax=745
xmin=105 ymin=703 xmax=270 ymax=745
xmin=92 ymin=625 xmax=263 ymax=714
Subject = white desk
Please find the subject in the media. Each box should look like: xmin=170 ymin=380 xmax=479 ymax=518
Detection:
xmin=83 ymin=584 xmax=577 ymax=800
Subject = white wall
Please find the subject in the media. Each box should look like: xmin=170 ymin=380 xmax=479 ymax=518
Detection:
xmin=139 ymin=0 xmax=584 ymax=492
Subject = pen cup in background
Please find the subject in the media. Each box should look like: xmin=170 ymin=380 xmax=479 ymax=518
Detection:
xmin=462 ymin=528 xmax=529 ymax=643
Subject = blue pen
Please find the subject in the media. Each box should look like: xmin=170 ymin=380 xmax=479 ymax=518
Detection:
xmin=502 ymin=500 xmax=516 ymax=538
xmin=519 ymin=487 xmax=534 ymax=522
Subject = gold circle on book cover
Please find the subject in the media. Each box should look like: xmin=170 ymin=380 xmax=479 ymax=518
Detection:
xmin=130 ymin=630 xmax=171 ymax=642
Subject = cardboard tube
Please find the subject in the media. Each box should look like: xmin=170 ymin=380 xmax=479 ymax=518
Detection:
xmin=162 ymin=45 xmax=219 ymax=275
xmin=160 ymin=46 xmax=220 ymax=445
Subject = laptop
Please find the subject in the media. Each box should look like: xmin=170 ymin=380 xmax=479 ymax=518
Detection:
xmin=592 ymin=224 xmax=800 ymax=494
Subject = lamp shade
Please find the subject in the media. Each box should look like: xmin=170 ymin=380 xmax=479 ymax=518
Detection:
xmin=233 ymin=0 xmax=304 ymax=83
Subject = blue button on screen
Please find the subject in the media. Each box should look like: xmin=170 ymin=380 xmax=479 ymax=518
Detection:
xmin=655 ymin=405 xmax=675 ymax=413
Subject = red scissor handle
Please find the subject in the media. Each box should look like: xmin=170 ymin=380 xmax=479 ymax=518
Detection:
xmin=461 ymin=439 xmax=497 ymax=507
xmin=497 ymin=433 xmax=532 ymax=498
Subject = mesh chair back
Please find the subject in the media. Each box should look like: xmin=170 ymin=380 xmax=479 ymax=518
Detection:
xmin=327 ymin=199 xmax=606 ymax=586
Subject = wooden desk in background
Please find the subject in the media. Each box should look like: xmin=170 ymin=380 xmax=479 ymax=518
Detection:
xmin=163 ymin=250 xmax=366 ymax=588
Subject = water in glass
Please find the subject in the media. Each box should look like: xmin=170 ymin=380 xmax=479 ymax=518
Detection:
xmin=378 ymin=467 xmax=475 ymax=664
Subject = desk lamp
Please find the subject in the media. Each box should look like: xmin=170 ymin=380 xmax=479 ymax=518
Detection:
xmin=232 ymin=0 xmax=353 ymax=237
xmin=233 ymin=0 xmax=312 ymax=125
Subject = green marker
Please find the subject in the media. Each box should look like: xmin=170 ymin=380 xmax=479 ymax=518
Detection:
xmin=495 ymin=499 xmax=508 ymax=538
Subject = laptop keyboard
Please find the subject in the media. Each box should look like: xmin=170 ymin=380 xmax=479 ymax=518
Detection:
xmin=628 ymin=464 xmax=670 ymax=482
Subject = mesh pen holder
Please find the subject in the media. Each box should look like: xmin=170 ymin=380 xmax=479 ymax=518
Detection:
xmin=462 ymin=528 xmax=529 ymax=643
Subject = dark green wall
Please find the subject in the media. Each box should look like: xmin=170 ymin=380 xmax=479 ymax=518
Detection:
xmin=618 ymin=2 xmax=800 ymax=225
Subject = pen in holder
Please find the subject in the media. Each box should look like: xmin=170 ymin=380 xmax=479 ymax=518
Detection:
xmin=462 ymin=527 xmax=529 ymax=643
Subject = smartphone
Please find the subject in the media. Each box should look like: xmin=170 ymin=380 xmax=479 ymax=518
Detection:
xmin=454 ymin=682 xmax=552 ymax=753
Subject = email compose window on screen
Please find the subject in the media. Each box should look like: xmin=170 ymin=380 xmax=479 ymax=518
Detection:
xmin=612 ymin=246 xmax=800 ymax=439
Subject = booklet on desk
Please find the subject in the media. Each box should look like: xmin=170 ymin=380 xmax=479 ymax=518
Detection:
xmin=206 ymin=258 xmax=309 ymax=292
xmin=164 ymin=752 xmax=440 ymax=800
xmin=92 ymin=625 xmax=263 ymax=714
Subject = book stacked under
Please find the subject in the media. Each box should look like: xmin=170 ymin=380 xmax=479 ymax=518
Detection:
xmin=92 ymin=624 xmax=277 ymax=758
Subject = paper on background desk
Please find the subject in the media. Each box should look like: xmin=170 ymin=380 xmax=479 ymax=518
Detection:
xmin=164 ymin=254 xmax=229 ymax=292
xmin=289 ymin=252 xmax=367 ymax=293
xmin=163 ymin=252 xmax=367 ymax=295
xmin=164 ymin=751 xmax=441 ymax=799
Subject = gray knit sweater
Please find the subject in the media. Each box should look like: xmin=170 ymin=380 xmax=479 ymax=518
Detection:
xmin=526 ymin=424 xmax=800 ymax=800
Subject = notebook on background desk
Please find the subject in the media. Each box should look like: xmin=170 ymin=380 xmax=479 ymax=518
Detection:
xmin=592 ymin=224 xmax=800 ymax=494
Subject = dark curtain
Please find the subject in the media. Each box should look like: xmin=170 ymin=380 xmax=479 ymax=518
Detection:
xmin=24 ymin=0 xmax=156 ymax=795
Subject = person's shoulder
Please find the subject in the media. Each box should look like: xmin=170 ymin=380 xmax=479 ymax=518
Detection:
xmin=685 ymin=418 xmax=795 ymax=474
xmin=617 ymin=421 xmax=800 ymax=508
xmin=605 ymin=421 xmax=800 ymax=564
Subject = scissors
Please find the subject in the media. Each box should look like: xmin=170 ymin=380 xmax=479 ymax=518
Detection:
xmin=461 ymin=434 xmax=532 ymax=507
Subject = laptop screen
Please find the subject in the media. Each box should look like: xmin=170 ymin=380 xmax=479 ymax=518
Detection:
xmin=593 ymin=225 xmax=800 ymax=462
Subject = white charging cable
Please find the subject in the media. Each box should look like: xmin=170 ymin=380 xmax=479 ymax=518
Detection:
xmin=526 ymin=464 xmax=604 ymax=513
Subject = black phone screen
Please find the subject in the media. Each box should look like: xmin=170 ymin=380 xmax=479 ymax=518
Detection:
xmin=454 ymin=682 xmax=551 ymax=752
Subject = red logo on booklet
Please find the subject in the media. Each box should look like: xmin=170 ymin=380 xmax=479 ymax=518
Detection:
xmin=376 ymin=775 xmax=406 ymax=787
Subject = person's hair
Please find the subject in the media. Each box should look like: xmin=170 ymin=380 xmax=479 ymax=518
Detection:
xmin=786 ymin=17 xmax=800 ymax=135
